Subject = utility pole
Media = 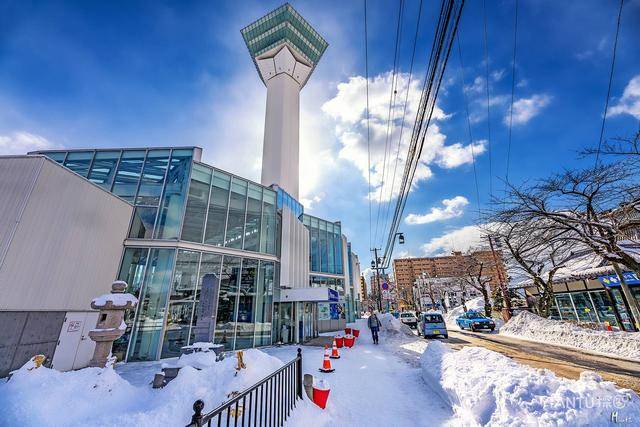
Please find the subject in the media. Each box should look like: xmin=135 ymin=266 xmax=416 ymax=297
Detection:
xmin=371 ymin=247 xmax=383 ymax=312
xmin=487 ymin=234 xmax=512 ymax=320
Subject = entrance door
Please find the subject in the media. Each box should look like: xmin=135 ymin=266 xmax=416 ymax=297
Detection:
xmin=52 ymin=312 xmax=98 ymax=371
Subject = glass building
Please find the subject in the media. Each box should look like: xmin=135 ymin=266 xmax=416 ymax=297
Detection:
xmin=34 ymin=147 xmax=280 ymax=361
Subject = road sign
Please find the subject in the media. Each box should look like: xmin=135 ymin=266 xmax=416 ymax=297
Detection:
xmin=381 ymin=282 xmax=389 ymax=290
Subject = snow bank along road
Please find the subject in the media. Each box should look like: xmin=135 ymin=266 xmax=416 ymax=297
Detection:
xmin=445 ymin=329 xmax=640 ymax=393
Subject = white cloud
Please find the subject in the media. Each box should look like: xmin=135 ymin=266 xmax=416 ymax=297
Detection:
xmin=507 ymin=94 xmax=552 ymax=125
xmin=420 ymin=224 xmax=487 ymax=255
xmin=300 ymin=193 xmax=325 ymax=211
xmin=405 ymin=196 xmax=469 ymax=225
xmin=609 ymin=75 xmax=640 ymax=120
xmin=322 ymin=72 xmax=484 ymax=202
xmin=0 ymin=131 xmax=57 ymax=155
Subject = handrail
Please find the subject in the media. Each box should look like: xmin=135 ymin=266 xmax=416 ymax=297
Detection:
xmin=187 ymin=348 xmax=303 ymax=427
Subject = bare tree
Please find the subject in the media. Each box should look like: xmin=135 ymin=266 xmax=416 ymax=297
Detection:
xmin=582 ymin=130 xmax=640 ymax=158
xmin=497 ymin=162 xmax=640 ymax=326
xmin=461 ymin=256 xmax=493 ymax=317
xmin=489 ymin=218 xmax=577 ymax=317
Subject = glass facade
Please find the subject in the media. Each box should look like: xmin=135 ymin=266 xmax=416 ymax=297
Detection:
xmin=37 ymin=148 xmax=195 ymax=240
xmin=276 ymin=187 xmax=303 ymax=219
xmin=180 ymin=163 xmax=278 ymax=256
xmin=548 ymin=290 xmax=621 ymax=330
xmin=302 ymin=214 xmax=343 ymax=275
xmin=117 ymin=247 xmax=275 ymax=361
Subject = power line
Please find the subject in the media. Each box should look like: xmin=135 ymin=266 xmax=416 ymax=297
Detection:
xmin=595 ymin=0 xmax=625 ymax=166
xmin=364 ymin=0 xmax=372 ymax=250
xmin=381 ymin=0 xmax=424 ymax=247
xmin=456 ymin=31 xmax=481 ymax=221
xmin=482 ymin=0 xmax=493 ymax=199
xmin=382 ymin=0 xmax=465 ymax=268
xmin=374 ymin=0 xmax=405 ymax=247
xmin=505 ymin=0 xmax=519 ymax=185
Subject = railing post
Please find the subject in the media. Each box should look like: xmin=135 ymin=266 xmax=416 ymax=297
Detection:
xmin=189 ymin=399 xmax=205 ymax=427
xmin=296 ymin=348 xmax=302 ymax=399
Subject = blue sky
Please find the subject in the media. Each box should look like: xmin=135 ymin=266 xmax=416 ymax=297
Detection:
xmin=1 ymin=0 xmax=640 ymax=280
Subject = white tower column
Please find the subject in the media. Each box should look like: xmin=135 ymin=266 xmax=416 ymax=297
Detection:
xmin=262 ymin=72 xmax=300 ymax=198
xmin=242 ymin=3 xmax=327 ymax=200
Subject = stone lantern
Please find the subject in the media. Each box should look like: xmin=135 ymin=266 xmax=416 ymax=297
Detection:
xmin=88 ymin=280 xmax=138 ymax=368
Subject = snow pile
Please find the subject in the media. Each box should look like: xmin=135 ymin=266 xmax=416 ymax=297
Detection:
xmin=444 ymin=297 xmax=487 ymax=330
xmin=501 ymin=311 xmax=640 ymax=360
xmin=376 ymin=313 xmax=415 ymax=341
xmin=421 ymin=341 xmax=640 ymax=426
xmin=0 ymin=349 xmax=285 ymax=426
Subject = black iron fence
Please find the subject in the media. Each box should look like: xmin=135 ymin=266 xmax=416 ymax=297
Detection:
xmin=187 ymin=348 xmax=303 ymax=427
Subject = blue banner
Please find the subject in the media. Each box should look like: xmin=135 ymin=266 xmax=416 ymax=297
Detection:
xmin=328 ymin=288 xmax=339 ymax=302
xmin=599 ymin=271 xmax=640 ymax=286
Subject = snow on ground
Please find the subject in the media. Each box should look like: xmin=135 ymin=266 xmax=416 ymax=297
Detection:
xmin=3 ymin=315 xmax=639 ymax=427
xmin=267 ymin=318 xmax=455 ymax=427
xmin=0 ymin=349 xmax=285 ymax=426
xmin=421 ymin=341 xmax=640 ymax=426
xmin=500 ymin=310 xmax=640 ymax=360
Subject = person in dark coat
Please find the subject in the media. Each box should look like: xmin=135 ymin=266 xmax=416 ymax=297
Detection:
xmin=368 ymin=312 xmax=382 ymax=344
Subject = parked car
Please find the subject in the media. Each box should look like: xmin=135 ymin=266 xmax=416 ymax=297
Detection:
xmin=399 ymin=311 xmax=418 ymax=328
xmin=456 ymin=311 xmax=496 ymax=332
xmin=418 ymin=313 xmax=448 ymax=339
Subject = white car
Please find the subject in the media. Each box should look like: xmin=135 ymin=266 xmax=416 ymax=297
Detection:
xmin=399 ymin=311 xmax=418 ymax=328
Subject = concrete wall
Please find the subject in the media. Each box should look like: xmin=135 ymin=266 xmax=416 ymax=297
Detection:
xmin=0 ymin=156 xmax=133 ymax=311
xmin=279 ymin=206 xmax=310 ymax=289
xmin=0 ymin=311 xmax=65 ymax=377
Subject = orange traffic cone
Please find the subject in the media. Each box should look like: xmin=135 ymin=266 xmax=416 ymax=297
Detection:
xmin=319 ymin=345 xmax=335 ymax=373
xmin=330 ymin=339 xmax=340 ymax=359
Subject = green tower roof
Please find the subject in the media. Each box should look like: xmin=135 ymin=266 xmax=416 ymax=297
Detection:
xmin=241 ymin=3 xmax=328 ymax=85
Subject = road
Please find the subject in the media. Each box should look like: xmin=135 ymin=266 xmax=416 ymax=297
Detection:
xmin=441 ymin=329 xmax=640 ymax=393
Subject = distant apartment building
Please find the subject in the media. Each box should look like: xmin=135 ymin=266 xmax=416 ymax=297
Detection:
xmin=393 ymin=250 xmax=508 ymax=308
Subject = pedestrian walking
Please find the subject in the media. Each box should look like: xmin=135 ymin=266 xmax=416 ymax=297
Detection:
xmin=368 ymin=311 xmax=382 ymax=344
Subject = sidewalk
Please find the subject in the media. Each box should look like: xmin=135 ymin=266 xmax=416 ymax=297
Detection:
xmin=265 ymin=326 xmax=455 ymax=427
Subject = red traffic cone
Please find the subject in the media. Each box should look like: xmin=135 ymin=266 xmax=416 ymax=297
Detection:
xmin=319 ymin=345 xmax=335 ymax=373
xmin=330 ymin=339 xmax=340 ymax=359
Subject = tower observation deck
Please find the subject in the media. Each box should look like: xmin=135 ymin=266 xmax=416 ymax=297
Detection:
xmin=241 ymin=3 xmax=328 ymax=199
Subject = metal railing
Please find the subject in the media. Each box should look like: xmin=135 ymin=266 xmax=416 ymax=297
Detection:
xmin=187 ymin=348 xmax=303 ymax=427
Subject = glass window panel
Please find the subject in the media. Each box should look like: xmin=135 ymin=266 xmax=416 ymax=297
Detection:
xmin=128 ymin=206 xmax=158 ymax=239
xmin=63 ymin=151 xmax=94 ymax=177
xmin=555 ymin=294 xmax=577 ymax=321
xmin=571 ymin=291 xmax=597 ymax=323
xmin=128 ymin=248 xmax=175 ymax=362
xmin=136 ymin=150 xmax=170 ymax=206
xmin=87 ymin=151 xmax=120 ymax=189
xmin=214 ymin=256 xmax=242 ymax=351
xmin=548 ymin=299 xmax=561 ymax=320
xmin=113 ymin=247 xmax=149 ymax=361
xmin=161 ymin=250 xmax=199 ymax=358
xmin=225 ymin=178 xmax=248 ymax=249
xmin=327 ymin=231 xmax=335 ymax=274
xmin=335 ymin=232 xmax=343 ymax=275
xmin=260 ymin=190 xmax=277 ymax=254
xmin=45 ymin=152 xmax=67 ymax=163
xmin=112 ymin=150 xmax=146 ymax=202
xmin=310 ymin=225 xmax=319 ymax=271
xmin=235 ymin=258 xmax=259 ymax=349
xmin=155 ymin=149 xmax=193 ymax=239
xmin=610 ymin=288 xmax=634 ymax=331
xmin=204 ymin=171 xmax=230 ymax=246
xmin=181 ymin=166 xmax=212 ymax=243
xmin=320 ymin=226 xmax=328 ymax=272
xmin=255 ymin=261 xmax=274 ymax=346
xmin=243 ymin=184 xmax=262 ymax=252
xmin=590 ymin=290 xmax=619 ymax=328
xmin=191 ymin=252 xmax=222 ymax=344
